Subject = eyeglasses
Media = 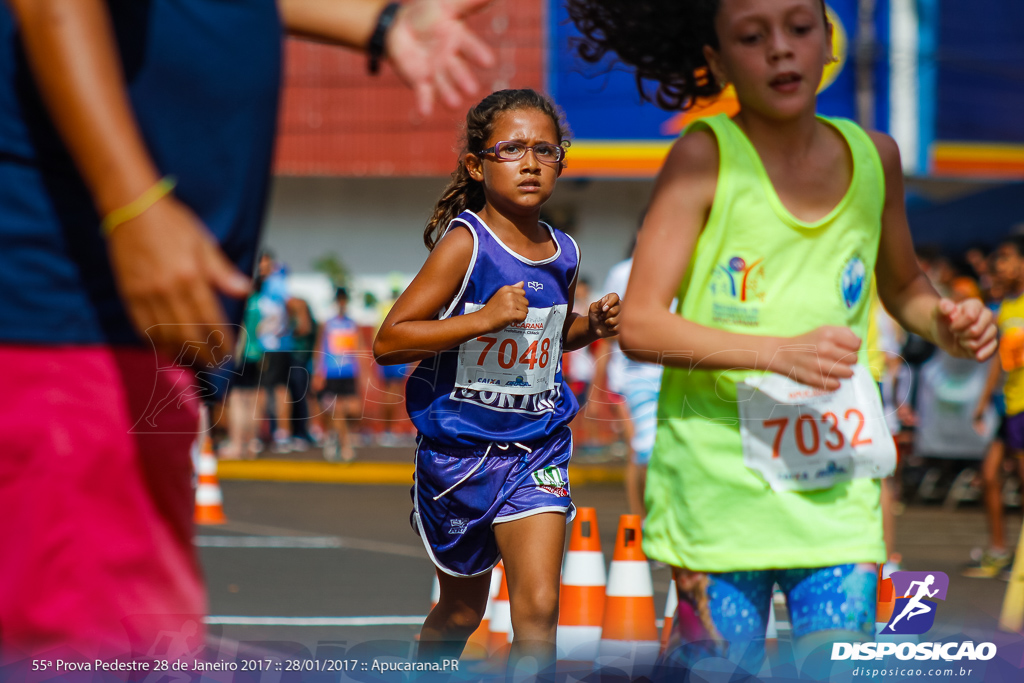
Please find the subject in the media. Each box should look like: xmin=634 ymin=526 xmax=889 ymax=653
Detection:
xmin=477 ymin=141 xmax=566 ymax=165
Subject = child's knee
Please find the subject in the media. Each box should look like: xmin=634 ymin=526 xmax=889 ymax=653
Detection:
xmin=436 ymin=601 xmax=485 ymax=633
xmin=512 ymin=585 xmax=560 ymax=628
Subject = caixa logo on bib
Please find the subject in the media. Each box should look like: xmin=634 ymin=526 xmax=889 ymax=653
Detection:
xmin=832 ymin=570 xmax=997 ymax=662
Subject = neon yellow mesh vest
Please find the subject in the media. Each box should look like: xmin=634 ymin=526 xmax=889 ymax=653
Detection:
xmin=643 ymin=114 xmax=887 ymax=571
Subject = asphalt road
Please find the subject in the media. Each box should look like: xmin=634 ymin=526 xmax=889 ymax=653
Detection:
xmin=195 ymin=481 xmax=1022 ymax=679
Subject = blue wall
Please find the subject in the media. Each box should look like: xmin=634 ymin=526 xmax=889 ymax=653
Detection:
xmin=935 ymin=0 xmax=1024 ymax=143
xmin=547 ymin=0 xmax=883 ymax=141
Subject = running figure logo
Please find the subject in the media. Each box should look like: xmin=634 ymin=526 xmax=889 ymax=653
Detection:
xmin=883 ymin=571 xmax=949 ymax=635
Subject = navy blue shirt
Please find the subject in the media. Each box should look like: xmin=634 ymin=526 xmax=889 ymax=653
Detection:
xmin=0 ymin=0 xmax=282 ymax=345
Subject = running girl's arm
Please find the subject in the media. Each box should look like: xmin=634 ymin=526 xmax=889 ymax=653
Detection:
xmin=619 ymin=131 xmax=861 ymax=391
xmin=373 ymin=227 xmax=528 ymax=364
xmin=872 ymin=132 xmax=997 ymax=362
xmin=279 ymin=0 xmax=495 ymax=116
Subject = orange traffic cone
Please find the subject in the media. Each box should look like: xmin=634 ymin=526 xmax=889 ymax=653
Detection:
xmin=659 ymin=579 xmax=677 ymax=654
xmin=557 ymin=508 xmax=606 ymax=664
xmin=875 ymin=566 xmax=898 ymax=640
xmin=463 ymin=564 xmax=502 ymax=660
xmin=194 ymin=426 xmax=227 ymax=525
xmin=597 ymin=515 xmax=659 ymax=676
xmin=877 ymin=566 xmax=895 ymax=624
xmin=488 ymin=562 xmax=513 ymax=663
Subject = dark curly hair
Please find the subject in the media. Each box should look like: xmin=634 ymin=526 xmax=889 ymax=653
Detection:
xmin=567 ymin=0 xmax=827 ymax=111
xmin=423 ymin=89 xmax=570 ymax=251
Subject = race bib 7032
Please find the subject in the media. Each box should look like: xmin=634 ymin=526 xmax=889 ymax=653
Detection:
xmin=737 ymin=365 xmax=896 ymax=492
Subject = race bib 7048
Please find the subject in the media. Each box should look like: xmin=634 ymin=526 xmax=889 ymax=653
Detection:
xmin=738 ymin=365 xmax=896 ymax=491
xmin=455 ymin=303 xmax=566 ymax=395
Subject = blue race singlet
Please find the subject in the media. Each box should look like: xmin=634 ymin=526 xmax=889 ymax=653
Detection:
xmin=406 ymin=210 xmax=580 ymax=447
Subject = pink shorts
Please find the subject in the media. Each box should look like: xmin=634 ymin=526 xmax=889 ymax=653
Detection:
xmin=0 ymin=345 xmax=206 ymax=663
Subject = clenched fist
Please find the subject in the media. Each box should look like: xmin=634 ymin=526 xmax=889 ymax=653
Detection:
xmin=479 ymin=281 xmax=529 ymax=332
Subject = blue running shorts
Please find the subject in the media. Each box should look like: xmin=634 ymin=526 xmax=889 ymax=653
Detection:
xmin=412 ymin=427 xmax=576 ymax=577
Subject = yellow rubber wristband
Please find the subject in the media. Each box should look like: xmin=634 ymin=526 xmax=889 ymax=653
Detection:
xmin=100 ymin=176 xmax=177 ymax=237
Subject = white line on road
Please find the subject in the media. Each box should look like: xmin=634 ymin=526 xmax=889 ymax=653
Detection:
xmin=205 ymin=616 xmax=427 ymax=626
xmin=197 ymin=536 xmax=343 ymax=548
xmin=195 ymin=535 xmax=427 ymax=558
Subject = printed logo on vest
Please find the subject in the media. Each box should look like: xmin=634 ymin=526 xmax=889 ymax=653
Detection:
xmin=451 ymin=383 xmax=563 ymax=415
xmin=528 ymin=281 xmax=544 ymax=291
xmin=841 ymin=255 xmax=866 ymax=309
xmin=710 ymin=255 xmax=765 ymax=326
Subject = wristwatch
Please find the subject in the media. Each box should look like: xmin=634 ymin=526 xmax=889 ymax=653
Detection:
xmin=368 ymin=2 xmax=401 ymax=75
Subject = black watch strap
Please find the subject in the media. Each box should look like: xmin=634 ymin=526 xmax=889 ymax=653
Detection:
xmin=368 ymin=2 xmax=401 ymax=75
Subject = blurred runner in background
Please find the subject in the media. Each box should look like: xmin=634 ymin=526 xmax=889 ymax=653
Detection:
xmin=966 ymin=237 xmax=1024 ymax=578
xmin=603 ymin=246 xmax=663 ymax=519
xmin=314 ymin=287 xmax=365 ymax=462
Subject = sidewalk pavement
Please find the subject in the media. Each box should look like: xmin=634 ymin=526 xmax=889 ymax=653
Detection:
xmin=216 ymin=436 xmax=627 ymax=485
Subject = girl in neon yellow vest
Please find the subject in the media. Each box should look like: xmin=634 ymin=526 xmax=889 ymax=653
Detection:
xmin=568 ymin=0 xmax=997 ymax=672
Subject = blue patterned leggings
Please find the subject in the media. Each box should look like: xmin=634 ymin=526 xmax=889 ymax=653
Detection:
xmin=662 ymin=563 xmax=877 ymax=672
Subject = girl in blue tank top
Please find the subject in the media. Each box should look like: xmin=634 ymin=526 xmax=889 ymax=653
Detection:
xmin=374 ymin=89 xmax=619 ymax=675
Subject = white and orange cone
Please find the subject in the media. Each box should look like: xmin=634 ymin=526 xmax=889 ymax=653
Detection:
xmin=596 ymin=515 xmax=659 ymax=676
xmin=462 ymin=564 xmax=503 ymax=660
xmin=431 ymin=574 xmax=440 ymax=611
xmin=488 ymin=562 xmax=513 ymax=664
xmin=194 ymin=420 xmax=227 ymax=525
xmin=660 ymin=579 xmax=677 ymax=654
xmin=765 ymin=594 xmax=779 ymax=657
xmin=557 ymin=507 xmax=606 ymax=664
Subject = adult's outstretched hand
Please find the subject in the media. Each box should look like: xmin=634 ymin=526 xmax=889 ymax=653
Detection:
xmin=387 ymin=0 xmax=496 ymax=116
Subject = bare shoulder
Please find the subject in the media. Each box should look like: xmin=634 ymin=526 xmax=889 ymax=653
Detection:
xmin=389 ymin=223 xmax=475 ymax=324
xmin=665 ymin=127 xmax=720 ymax=177
xmin=427 ymin=222 xmax=475 ymax=270
xmin=652 ymin=127 xmax=719 ymax=213
xmin=866 ymin=130 xmax=903 ymax=173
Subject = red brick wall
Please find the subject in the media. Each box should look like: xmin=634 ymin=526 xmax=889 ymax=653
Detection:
xmin=274 ymin=0 xmax=545 ymax=177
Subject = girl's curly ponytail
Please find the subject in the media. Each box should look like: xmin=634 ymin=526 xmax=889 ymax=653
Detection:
xmin=423 ymin=161 xmax=486 ymax=251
